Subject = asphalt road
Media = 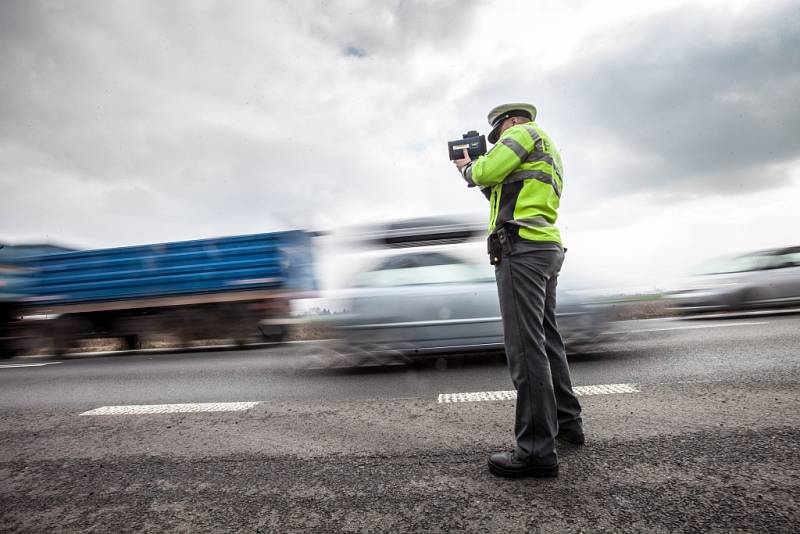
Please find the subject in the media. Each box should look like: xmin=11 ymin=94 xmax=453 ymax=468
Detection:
xmin=1 ymin=315 xmax=798 ymax=532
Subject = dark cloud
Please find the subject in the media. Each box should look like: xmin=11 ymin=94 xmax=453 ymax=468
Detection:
xmin=459 ymin=1 xmax=800 ymax=201
xmin=549 ymin=1 xmax=800 ymax=197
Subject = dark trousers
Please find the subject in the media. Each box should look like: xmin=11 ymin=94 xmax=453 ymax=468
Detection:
xmin=494 ymin=235 xmax=583 ymax=465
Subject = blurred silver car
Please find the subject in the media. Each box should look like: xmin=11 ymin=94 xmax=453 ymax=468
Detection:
xmin=667 ymin=246 xmax=800 ymax=313
xmin=332 ymin=247 xmax=611 ymax=355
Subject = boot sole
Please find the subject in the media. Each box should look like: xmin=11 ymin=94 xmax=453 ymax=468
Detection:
xmin=487 ymin=460 xmax=559 ymax=478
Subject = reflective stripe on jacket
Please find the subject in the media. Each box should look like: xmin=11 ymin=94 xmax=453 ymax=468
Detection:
xmin=464 ymin=121 xmax=563 ymax=245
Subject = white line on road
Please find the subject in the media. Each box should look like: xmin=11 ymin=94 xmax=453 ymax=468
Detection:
xmin=438 ymin=383 xmax=640 ymax=403
xmin=574 ymin=384 xmax=640 ymax=395
xmin=79 ymin=402 xmax=260 ymax=416
xmin=618 ymin=321 xmax=768 ymax=334
xmin=0 ymin=362 xmax=62 ymax=369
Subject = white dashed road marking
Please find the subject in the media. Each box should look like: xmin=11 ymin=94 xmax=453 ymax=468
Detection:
xmin=439 ymin=390 xmax=519 ymax=403
xmin=79 ymin=402 xmax=260 ymax=416
xmin=574 ymin=383 xmax=640 ymax=395
xmin=0 ymin=362 xmax=62 ymax=369
xmin=438 ymin=383 xmax=640 ymax=403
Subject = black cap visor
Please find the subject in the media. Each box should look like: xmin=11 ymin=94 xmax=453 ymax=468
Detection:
xmin=487 ymin=110 xmax=532 ymax=144
xmin=488 ymin=124 xmax=504 ymax=144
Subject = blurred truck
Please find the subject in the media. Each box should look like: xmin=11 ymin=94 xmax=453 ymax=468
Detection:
xmin=0 ymin=231 xmax=316 ymax=358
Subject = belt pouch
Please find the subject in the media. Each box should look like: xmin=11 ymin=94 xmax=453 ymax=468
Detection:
xmin=488 ymin=234 xmax=502 ymax=265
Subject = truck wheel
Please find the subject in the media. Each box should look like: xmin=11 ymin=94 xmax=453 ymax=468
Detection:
xmin=233 ymin=323 xmax=262 ymax=347
xmin=0 ymin=344 xmax=17 ymax=359
xmin=260 ymin=324 xmax=288 ymax=343
xmin=50 ymin=315 xmax=86 ymax=356
xmin=122 ymin=335 xmax=140 ymax=351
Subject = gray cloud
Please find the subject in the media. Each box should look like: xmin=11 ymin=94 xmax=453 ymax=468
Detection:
xmin=458 ymin=1 xmax=800 ymax=202
xmin=549 ymin=1 xmax=800 ymax=197
xmin=294 ymin=0 xmax=478 ymax=59
xmin=1 ymin=0 xmax=797 ymax=259
xmin=1 ymin=0 xmax=478 ymax=244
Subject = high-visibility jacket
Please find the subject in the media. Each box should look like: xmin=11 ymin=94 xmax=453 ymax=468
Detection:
xmin=463 ymin=121 xmax=564 ymax=245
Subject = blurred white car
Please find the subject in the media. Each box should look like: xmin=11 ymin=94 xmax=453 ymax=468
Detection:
xmin=666 ymin=246 xmax=800 ymax=312
xmin=332 ymin=247 xmax=611 ymax=355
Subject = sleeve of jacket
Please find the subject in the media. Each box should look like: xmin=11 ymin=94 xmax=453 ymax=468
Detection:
xmin=465 ymin=125 xmax=536 ymax=188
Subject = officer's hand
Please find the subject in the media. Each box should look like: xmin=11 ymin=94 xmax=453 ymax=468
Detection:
xmin=453 ymin=148 xmax=471 ymax=172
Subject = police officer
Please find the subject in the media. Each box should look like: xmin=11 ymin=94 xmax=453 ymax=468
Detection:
xmin=453 ymin=103 xmax=584 ymax=478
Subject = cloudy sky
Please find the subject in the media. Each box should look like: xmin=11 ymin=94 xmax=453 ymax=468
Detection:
xmin=2 ymin=0 xmax=799 ymax=290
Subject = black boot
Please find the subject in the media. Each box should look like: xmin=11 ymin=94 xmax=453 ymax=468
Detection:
xmin=487 ymin=451 xmax=559 ymax=478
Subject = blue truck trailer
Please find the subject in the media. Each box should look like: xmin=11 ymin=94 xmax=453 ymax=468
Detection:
xmin=0 ymin=231 xmax=316 ymax=357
